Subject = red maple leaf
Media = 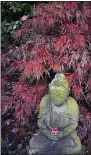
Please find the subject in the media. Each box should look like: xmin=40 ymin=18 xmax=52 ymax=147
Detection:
xmin=21 ymin=92 xmax=32 ymax=103
xmin=14 ymin=29 xmax=22 ymax=38
xmin=55 ymin=37 xmax=65 ymax=51
xmin=36 ymin=5 xmax=43 ymax=14
xmin=86 ymin=93 xmax=91 ymax=101
xmin=33 ymin=61 xmax=43 ymax=79
xmin=14 ymin=82 xmax=28 ymax=94
xmin=83 ymin=7 xmax=91 ymax=17
xmin=75 ymin=35 xmax=85 ymax=47
xmin=66 ymin=24 xmax=79 ymax=35
xmin=65 ymin=73 xmax=74 ymax=86
xmin=24 ymin=62 xmax=33 ymax=77
xmin=72 ymin=85 xmax=83 ymax=98
xmin=1 ymin=77 xmax=7 ymax=86
xmin=11 ymin=61 xmax=26 ymax=70
xmin=87 ymin=77 xmax=91 ymax=89
xmin=80 ymin=21 xmax=88 ymax=31
xmin=50 ymin=63 xmax=61 ymax=72
xmin=70 ymin=2 xmax=78 ymax=10
xmin=79 ymin=106 xmax=86 ymax=112
xmin=64 ymin=2 xmax=78 ymax=11
xmin=81 ymin=112 xmax=91 ymax=120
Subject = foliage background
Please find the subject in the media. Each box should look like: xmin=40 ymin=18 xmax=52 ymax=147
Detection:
xmin=1 ymin=1 xmax=91 ymax=154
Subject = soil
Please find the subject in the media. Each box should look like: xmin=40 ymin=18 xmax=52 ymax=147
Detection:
xmin=1 ymin=111 xmax=38 ymax=155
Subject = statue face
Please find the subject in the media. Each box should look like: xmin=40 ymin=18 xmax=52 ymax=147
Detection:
xmin=49 ymin=73 xmax=70 ymax=105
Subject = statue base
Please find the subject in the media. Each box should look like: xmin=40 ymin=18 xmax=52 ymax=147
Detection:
xmin=27 ymin=131 xmax=83 ymax=155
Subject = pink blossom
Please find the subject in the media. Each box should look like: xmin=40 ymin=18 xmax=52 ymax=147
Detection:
xmin=21 ymin=15 xmax=28 ymax=21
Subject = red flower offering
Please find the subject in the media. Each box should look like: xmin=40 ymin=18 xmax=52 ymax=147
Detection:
xmin=51 ymin=128 xmax=59 ymax=134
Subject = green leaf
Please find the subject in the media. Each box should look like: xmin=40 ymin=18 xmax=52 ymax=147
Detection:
xmin=7 ymin=26 xmax=12 ymax=31
xmin=12 ymin=128 xmax=20 ymax=133
xmin=15 ymin=21 xmax=20 ymax=25
xmin=13 ymin=9 xmax=16 ymax=13
xmin=9 ymin=6 xmax=14 ymax=10
xmin=5 ymin=22 xmax=11 ymax=26
xmin=17 ymin=8 xmax=22 ymax=12
xmin=6 ymin=119 xmax=11 ymax=125
xmin=18 ymin=143 xmax=22 ymax=150
xmin=13 ymin=25 xmax=17 ymax=29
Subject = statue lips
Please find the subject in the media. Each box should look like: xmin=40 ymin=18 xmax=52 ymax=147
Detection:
xmin=51 ymin=128 xmax=59 ymax=134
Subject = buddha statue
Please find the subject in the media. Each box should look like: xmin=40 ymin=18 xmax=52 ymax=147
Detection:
xmin=28 ymin=73 xmax=82 ymax=154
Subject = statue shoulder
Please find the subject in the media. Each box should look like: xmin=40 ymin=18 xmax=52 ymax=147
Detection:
xmin=38 ymin=94 xmax=50 ymax=119
xmin=67 ymin=96 xmax=79 ymax=109
xmin=66 ymin=96 xmax=79 ymax=121
xmin=39 ymin=94 xmax=50 ymax=108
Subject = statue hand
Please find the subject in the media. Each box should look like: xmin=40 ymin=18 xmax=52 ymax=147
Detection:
xmin=50 ymin=130 xmax=60 ymax=140
xmin=50 ymin=134 xmax=59 ymax=140
xmin=56 ymin=131 xmax=63 ymax=140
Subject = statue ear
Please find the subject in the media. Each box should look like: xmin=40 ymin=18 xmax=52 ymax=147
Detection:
xmin=68 ymin=87 xmax=70 ymax=96
xmin=69 ymin=87 xmax=70 ymax=92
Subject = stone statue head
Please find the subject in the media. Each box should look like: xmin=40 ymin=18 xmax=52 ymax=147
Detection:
xmin=49 ymin=73 xmax=70 ymax=105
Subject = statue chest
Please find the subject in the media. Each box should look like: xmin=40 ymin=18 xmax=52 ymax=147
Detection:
xmin=45 ymin=102 xmax=70 ymax=129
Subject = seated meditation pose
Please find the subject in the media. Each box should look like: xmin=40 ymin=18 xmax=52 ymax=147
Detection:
xmin=28 ymin=73 xmax=82 ymax=154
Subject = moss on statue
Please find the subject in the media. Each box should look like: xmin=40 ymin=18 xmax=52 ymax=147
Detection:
xmin=38 ymin=94 xmax=50 ymax=119
xmin=66 ymin=97 xmax=79 ymax=121
xmin=49 ymin=73 xmax=70 ymax=105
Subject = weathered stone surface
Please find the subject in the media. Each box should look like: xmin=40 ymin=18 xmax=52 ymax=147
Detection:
xmin=28 ymin=73 xmax=82 ymax=155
